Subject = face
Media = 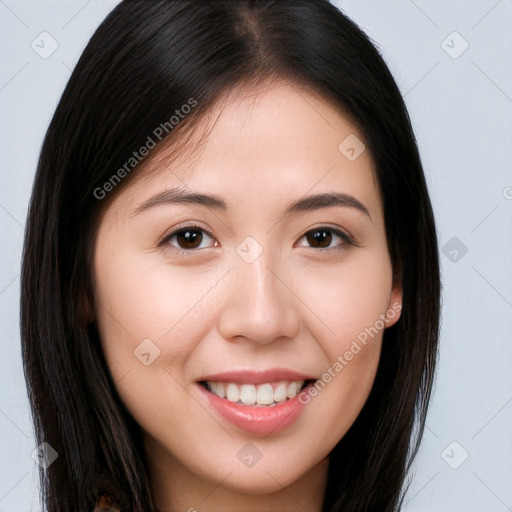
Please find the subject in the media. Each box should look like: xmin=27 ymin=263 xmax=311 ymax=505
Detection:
xmin=92 ymin=80 xmax=401 ymax=505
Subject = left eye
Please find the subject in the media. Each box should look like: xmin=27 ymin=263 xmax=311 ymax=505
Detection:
xmin=297 ymin=227 xmax=353 ymax=250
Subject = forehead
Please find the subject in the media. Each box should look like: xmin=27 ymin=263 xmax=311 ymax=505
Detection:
xmin=109 ymin=80 xmax=382 ymax=219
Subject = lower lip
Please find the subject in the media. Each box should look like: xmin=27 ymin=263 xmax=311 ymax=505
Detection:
xmin=198 ymin=384 xmax=307 ymax=435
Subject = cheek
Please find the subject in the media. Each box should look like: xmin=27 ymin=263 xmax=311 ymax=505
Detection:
xmin=294 ymin=245 xmax=394 ymax=354
xmin=92 ymin=249 xmax=229 ymax=448
xmin=92 ymin=245 xmax=224 ymax=386
xmin=293 ymin=247 xmax=392 ymax=417
xmin=92 ymin=249 xmax=242 ymax=486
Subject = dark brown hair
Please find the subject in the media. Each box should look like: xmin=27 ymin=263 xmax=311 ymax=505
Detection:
xmin=21 ymin=1 xmax=441 ymax=510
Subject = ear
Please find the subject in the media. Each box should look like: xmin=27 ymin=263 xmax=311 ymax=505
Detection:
xmin=385 ymin=281 xmax=402 ymax=328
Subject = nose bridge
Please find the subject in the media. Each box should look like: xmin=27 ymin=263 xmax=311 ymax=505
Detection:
xmin=217 ymin=241 xmax=300 ymax=344
xmin=242 ymin=252 xmax=279 ymax=308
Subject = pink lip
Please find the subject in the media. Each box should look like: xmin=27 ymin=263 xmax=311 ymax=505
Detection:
xmin=197 ymin=368 xmax=316 ymax=435
xmin=198 ymin=384 xmax=308 ymax=435
xmin=199 ymin=368 xmax=315 ymax=385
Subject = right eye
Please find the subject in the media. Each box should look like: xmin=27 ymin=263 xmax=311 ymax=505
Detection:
xmin=160 ymin=225 xmax=219 ymax=253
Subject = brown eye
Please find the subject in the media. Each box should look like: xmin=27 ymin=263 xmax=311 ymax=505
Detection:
xmin=299 ymin=227 xmax=353 ymax=250
xmin=175 ymin=228 xmax=203 ymax=249
xmin=306 ymin=229 xmax=333 ymax=248
xmin=162 ymin=226 xmax=217 ymax=252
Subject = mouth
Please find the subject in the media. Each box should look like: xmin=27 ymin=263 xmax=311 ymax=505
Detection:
xmin=196 ymin=369 xmax=317 ymax=435
xmin=199 ymin=379 xmax=314 ymax=407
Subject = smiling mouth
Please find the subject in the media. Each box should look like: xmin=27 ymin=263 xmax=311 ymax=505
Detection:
xmin=200 ymin=380 xmax=314 ymax=407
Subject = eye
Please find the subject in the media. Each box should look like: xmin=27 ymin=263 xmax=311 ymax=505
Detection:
xmin=160 ymin=225 xmax=218 ymax=252
xmin=296 ymin=227 xmax=354 ymax=250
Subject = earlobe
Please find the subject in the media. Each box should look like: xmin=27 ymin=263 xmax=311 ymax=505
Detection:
xmin=385 ymin=285 xmax=403 ymax=328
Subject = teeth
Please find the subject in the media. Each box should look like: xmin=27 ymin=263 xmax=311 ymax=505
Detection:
xmin=256 ymin=383 xmax=274 ymax=405
xmin=206 ymin=380 xmax=305 ymax=405
xmin=286 ymin=381 xmax=298 ymax=399
xmin=273 ymin=383 xmax=287 ymax=402
xmin=213 ymin=382 xmax=225 ymax=398
xmin=240 ymin=384 xmax=256 ymax=405
xmin=226 ymin=383 xmax=240 ymax=402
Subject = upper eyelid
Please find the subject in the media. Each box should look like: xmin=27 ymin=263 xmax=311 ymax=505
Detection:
xmin=160 ymin=223 xmax=213 ymax=239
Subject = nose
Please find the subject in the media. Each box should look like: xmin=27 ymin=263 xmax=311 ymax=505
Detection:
xmin=217 ymin=251 xmax=301 ymax=346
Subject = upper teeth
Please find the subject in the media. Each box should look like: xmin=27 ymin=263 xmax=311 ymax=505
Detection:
xmin=206 ymin=380 xmax=305 ymax=406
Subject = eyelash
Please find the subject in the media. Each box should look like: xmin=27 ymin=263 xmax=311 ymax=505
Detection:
xmin=158 ymin=224 xmax=356 ymax=255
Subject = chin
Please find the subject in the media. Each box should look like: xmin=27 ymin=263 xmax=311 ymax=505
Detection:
xmin=223 ymin=471 xmax=298 ymax=495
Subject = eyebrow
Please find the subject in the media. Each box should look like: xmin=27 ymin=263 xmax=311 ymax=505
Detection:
xmin=131 ymin=187 xmax=371 ymax=220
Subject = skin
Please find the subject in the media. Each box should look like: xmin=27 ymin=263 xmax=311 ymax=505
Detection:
xmin=92 ymin=80 xmax=402 ymax=512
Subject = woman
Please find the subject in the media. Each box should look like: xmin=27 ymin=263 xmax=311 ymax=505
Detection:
xmin=20 ymin=1 xmax=441 ymax=511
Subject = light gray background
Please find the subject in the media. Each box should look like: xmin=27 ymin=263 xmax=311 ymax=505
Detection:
xmin=1 ymin=1 xmax=511 ymax=510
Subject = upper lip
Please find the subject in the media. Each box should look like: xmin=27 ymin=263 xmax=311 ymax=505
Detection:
xmin=198 ymin=368 xmax=316 ymax=385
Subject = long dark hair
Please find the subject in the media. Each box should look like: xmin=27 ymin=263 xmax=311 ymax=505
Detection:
xmin=20 ymin=1 xmax=441 ymax=510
